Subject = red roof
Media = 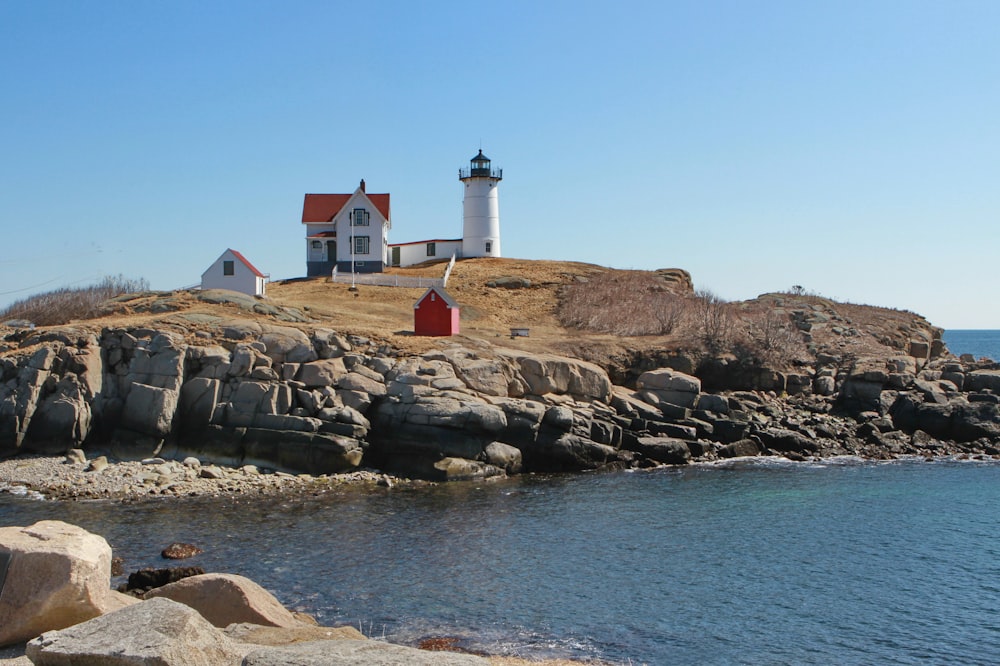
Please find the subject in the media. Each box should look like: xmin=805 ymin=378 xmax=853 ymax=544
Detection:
xmin=228 ymin=249 xmax=265 ymax=278
xmin=307 ymin=231 xmax=338 ymax=238
xmin=302 ymin=192 xmax=391 ymax=223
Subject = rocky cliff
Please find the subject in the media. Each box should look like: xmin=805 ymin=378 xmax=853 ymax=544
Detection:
xmin=2 ymin=312 xmax=999 ymax=483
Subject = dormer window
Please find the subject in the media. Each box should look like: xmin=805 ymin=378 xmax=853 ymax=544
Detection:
xmin=352 ymin=208 xmax=370 ymax=226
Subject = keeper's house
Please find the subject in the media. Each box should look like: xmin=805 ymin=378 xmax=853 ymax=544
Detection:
xmin=302 ymin=180 xmax=390 ymax=276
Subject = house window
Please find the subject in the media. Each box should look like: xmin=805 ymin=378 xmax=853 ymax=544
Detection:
xmin=427 ymin=242 xmax=436 ymax=257
xmin=485 ymin=241 xmax=492 ymax=254
xmin=354 ymin=261 xmax=366 ymax=269
xmin=354 ymin=236 xmax=370 ymax=254
xmin=352 ymin=208 xmax=369 ymax=226
xmin=311 ymin=240 xmax=321 ymax=249
xmin=223 ymin=260 xmax=234 ymax=276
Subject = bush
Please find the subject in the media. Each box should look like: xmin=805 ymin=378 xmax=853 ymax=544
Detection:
xmin=0 ymin=275 xmax=150 ymax=326
xmin=557 ymin=271 xmax=689 ymax=336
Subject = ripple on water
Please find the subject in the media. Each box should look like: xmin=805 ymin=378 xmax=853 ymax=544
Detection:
xmin=2 ymin=460 xmax=1000 ymax=664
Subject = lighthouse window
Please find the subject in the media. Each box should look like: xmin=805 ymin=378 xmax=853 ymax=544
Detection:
xmin=354 ymin=236 xmax=370 ymax=254
xmin=426 ymin=242 xmax=436 ymax=257
xmin=352 ymin=209 xmax=369 ymax=226
xmin=485 ymin=241 xmax=492 ymax=254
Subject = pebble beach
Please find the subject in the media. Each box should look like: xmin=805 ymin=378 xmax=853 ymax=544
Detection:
xmin=0 ymin=451 xmax=408 ymax=503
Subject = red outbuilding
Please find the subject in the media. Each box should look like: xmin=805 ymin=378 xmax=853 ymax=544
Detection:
xmin=414 ymin=287 xmax=460 ymax=336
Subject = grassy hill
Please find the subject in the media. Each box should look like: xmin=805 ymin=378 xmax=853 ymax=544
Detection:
xmin=1 ymin=258 xmax=943 ymax=376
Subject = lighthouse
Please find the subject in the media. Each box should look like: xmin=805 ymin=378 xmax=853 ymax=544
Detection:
xmin=459 ymin=149 xmax=502 ymax=258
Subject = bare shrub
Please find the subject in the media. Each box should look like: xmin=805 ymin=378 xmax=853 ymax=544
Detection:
xmin=557 ymin=271 xmax=690 ymax=336
xmin=0 ymin=274 xmax=150 ymax=326
xmin=691 ymin=289 xmax=735 ymax=354
xmin=731 ymin=306 xmax=808 ymax=368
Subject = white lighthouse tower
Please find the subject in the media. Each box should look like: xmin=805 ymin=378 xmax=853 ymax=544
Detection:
xmin=459 ymin=149 xmax=502 ymax=258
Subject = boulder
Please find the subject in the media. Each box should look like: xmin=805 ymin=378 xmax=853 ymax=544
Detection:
xmin=695 ymin=393 xmax=729 ymax=414
xmin=965 ymin=370 xmax=1000 ymax=393
xmin=125 ymin=340 xmax=185 ymax=392
xmin=337 ymin=372 xmax=386 ymax=397
xmin=636 ymin=368 xmax=701 ymax=408
xmin=813 ymin=376 xmax=836 ymax=396
xmin=161 ymin=543 xmax=203 ymax=560
xmin=0 ymin=521 xmax=122 ymax=647
xmin=297 ymin=359 xmax=348 ymax=388
xmin=498 ymin=349 xmax=612 ymax=402
xmin=120 ymin=383 xmax=178 ymax=437
xmin=631 ymin=436 xmax=691 ymax=464
xmin=223 ymin=622 xmax=365 ymax=645
xmin=430 ymin=457 xmax=505 ymax=482
xmin=25 ymin=376 xmax=93 ymax=451
xmin=260 ymin=326 xmax=317 ymax=364
xmin=483 ymin=441 xmax=523 ymax=474
xmin=178 ymin=377 xmax=221 ymax=431
xmin=125 ymin=566 xmax=206 ymax=593
xmin=717 ymin=438 xmax=762 ymax=458
xmin=242 ymin=639 xmax=489 ymax=665
xmin=756 ymin=427 xmax=818 ymax=453
xmin=143 ymin=573 xmax=301 ymax=628
xmin=522 ymin=434 xmax=617 ymax=471
xmin=26 ymin=597 xmax=244 ymax=665
xmin=440 ymin=348 xmax=511 ymax=396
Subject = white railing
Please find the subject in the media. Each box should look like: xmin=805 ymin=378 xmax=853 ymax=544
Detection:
xmin=331 ymin=267 xmax=443 ymax=288
xmin=442 ymin=253 xmax=457 ymax=287
xmin=330 ymin=253 xmax=456 ymax=289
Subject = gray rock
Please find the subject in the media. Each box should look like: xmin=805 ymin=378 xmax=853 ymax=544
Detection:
xmin=297 ymin=359 xmax=348 ymax=388
xmin=632 ymin=436 xmax=691 ymax=464
xmin=430 ymin=457 xmax=505 ymax=481
xmin=695 ymin=393 xmax=729 ymax=414
xmin=813 ymin=376 xmax=836 ymax=396
xmin=717 ymin=438 xmax=762 ymax=458
xmin=0 ymin=521 xmax=128 ymax=647
xmin=261 ymin=326 xmax=317 ymax=364
xmin=120 ymin=384 xmax=177 ymax=438
xmin=243 ymin=639 xmax=489 ymax=665
xmin=26 ymin=597 xmax=244 ymax=665
xmin=337 ymin=372 xmax=386 ymax=397
xmin=178 ymin=377 xmax=221 ymax=431
xmin=497 ymin=349 xmax=612 ymax=402
xmin=483 ymin=441 xmax=523 ymax=473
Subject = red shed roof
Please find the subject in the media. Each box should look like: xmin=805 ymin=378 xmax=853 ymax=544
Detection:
xmin=414 ymin=287 xmax=459 ymax=310
xmin=228 ymin=249 xmax=265 ymax=277
xmin=302 ymin=193 xmax=391 ymax=223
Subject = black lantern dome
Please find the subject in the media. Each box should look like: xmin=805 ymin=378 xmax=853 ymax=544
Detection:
xmin=459 ymin=149 xmax=502 ymax=181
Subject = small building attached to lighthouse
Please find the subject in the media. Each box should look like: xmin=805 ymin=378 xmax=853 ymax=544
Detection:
xmin=459 ymin=150 xmax=502 ymax=259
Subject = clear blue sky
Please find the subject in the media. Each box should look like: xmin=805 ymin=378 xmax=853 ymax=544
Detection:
xmin=1 ymin=1 xmax=997 ymax=329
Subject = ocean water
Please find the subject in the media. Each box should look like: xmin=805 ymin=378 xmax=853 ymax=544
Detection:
xmin=3 ymin=330 xmax=1000 ymax=663
xmin=3 ymin=458 xmax=1000 ymax=665
xmin=943 ymin=329 xmax=1000 ymax=361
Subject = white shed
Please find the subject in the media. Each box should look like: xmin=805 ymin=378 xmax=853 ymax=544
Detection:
xmin=200 ymin=249 xmax=267 ymax=297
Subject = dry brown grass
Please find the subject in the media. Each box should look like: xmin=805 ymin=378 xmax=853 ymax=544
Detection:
xmin=0 ymin=275 xmax=149 ymax=326
xmin=0 ymin=258 xmax=939 ymax=371
xmin=558 ymin=271 xmax=688 ymax=336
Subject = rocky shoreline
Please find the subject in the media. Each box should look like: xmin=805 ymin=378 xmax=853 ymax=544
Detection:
xmin=2 ymin=520 xmax=595 ymax=665
xmin=0 ymin=451 xmax=408 ymax=502
xmin=2 ymin=319 xmax=1000 ymax=492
